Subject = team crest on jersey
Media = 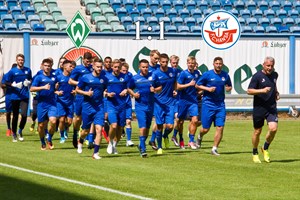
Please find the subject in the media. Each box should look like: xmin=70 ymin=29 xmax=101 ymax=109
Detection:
xmin=274 ymin=79 xmax=276 ymax=83
xmin=202 ymin=10 xmax=241 ymax=50
xmin=262 ymin=78 xmax=265 ymax=82
xmin=100 ymin=79 xmax=104 ymax=83
xmin=25 ymin=71 xmax=28 ymax=74
xmin=51 ymin=77 xmax=55 ymax=81
xmin=120 ymin=78 xmax=124 ymax=82
xmin=195 ymin=74 xmax=198 ymax=78
xmin=148 ymin=76 xmax=153 ymax=81
xmin=222 ymin=77 xmax=225 ymax=81
xmin=169 ymin=73 xmax=173 ymax=77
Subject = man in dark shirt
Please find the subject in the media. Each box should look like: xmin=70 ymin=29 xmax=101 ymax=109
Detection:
xmin=247 ymin=56 xmax=279 ymax=163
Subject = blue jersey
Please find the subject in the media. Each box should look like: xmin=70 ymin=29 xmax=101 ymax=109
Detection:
xmin=177 ymin=69 xmax=201 ymax=104
xmin=56 ymin=74 xmax=75 ymax=106
xmin=6 ymin=66 xmax=32 ymax=100
xmin=103 ymin=68 xmax=112 ymax=74
xmin=197 ymin=69 xmax=232 ymax=106
xmin=153 ymin=67 xmax=177 ymax=106
xmin=1 ymin=73 xmax=13 ymax=97
xmin=36 ymin=69 xmax=57 ymax=76
xmin=148 ymin=63 xmax=160 ymax=73
xmin=123 ymin=71 xmax=133 ymax=105
xmin=128 ymin=72 xmax=161 ymax=110
xmin=31 ymin=72 xmax=57 ymax=104
xmin=70 ymin=64 xmax=93 ymax=98
xmin=55 ymin=68 xmax=63 ymax=76
xmin=77 ymin=72 xmax=107 ymax=108
xmin=106 ymin=72 xmax=129 ymax=110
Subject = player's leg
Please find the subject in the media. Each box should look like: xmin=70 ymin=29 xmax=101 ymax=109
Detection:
xmin=57 ymin=102 xmax=67 ymax=143
xmin=162 ymin=105 xmax=175 ymax=149
xmin=154 ymin=103 xmax=165 ymax=153
xmin=210 ymin=106 xmax=226 ymax=156
xmin=171 ymin=102 xmax=179 ymax=146
xmin=92 ymin=106 xmax=105 ymax=159
xmin=78 ymin=107 xmax=95 ymax=154
xmin=186 ymin=104 xmax=198 ymax=149
xmin=107 ymin=109 xmax=117 ymax=154
xmin=113 ymin=109 xmax=126 ymax=154
xmin=5 ymin=95 xmax=12 ymax=136
xmin=197 ymin=104 xmax=213 ymax=148
xmin=37 ymin=103 xmax=49 ymax=150
xmin=72 ymin=97 xmax=83 ymax=148
xmin=11 ymin=100 xmax=21 ymax=142
xmin=17 ymin=99 xmax=28 ymax=141
xmin=136 ymin=109 xmax=149 ymax=157
xmin=30 ymin=99 xmax=38 ymax=133
xmin=251 ymin=109 xmax=265 ymax=163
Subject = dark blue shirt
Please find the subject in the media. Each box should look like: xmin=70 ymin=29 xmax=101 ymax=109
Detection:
xmin=31 ymin=73 xmax=57 ymax=104
xmin=56 ymin=74 xmax=75 ymax=106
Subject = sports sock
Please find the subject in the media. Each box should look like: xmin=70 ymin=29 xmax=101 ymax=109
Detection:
xmin=179 ymin=133 xmax=183 ymax=141
xmin=79 ymin=137 xmax=84 ymax=144
xmin=94 ymin=144 xmax=100 ymax=154
xmin=163 ymin=128 xmax=172 ymax=138
xmin=173 ymin=129 xmax=178 ymax=137
xmin=18 ymin=129 xmax=23 ymax=136
xmin=139 ymin=136 xmax=146 ymax=152
xmin=45 ymin=129 xmax=49 ymax=135
xmin=263 ymin=141 xmax=270 ymax=150
xmin=88 ymin=133 xmax=94 ymax=144
xmin=212 ymin=146 xmax=218 ymax=151
xmin=73 ymin=129 xmax=78 ymax=139
xmin=253 ymin=148 xmax=258 ymax=155
xmin=48 ymin=134 xmax=53 ymax=142
xmin=150 ymin=131 xmax=156 ymax=142
xmin=40 ymin=137 xmax=46 ymax=145
xmin=6 ymin=113 xmax=11 ymax=129
xmin=60 ymin=130 xmax=64 ymax=138
xmin=126 ymin=128 xmax=132 ymax=140
xmin=189 ymin=134 xmax=195 ymax=143
xmin=156 ymin=130 xmax=162 ymax=149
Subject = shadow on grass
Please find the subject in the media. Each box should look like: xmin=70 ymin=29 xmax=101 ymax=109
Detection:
xmin=0 ymin=174 xmax=93 ymax=200
xmin=271 ymin=159 xmax=300 ymax=163
xmin=221 ymin=151 xmax=252 ymax=155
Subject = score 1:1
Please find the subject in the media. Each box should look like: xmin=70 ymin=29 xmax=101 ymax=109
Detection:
xmin=134 ymin=20 xmax=166 ymax=40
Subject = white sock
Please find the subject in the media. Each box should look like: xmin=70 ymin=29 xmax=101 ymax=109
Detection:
xmin=212 ymin=146 xmax=218 ymax=151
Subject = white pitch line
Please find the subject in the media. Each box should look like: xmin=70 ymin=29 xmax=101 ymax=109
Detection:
xmin=0 ymin=162 xmax=153 ymax=200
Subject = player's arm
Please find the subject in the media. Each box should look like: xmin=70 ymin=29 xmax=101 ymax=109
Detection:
xmin=197 ymin=85 xmax=216 ymax=93
xmin=127 ymin=88 xmax=140 ymax=99
xmin=30 ymin=84 xmax=50 ymax=92
xmin=177 ymin=79 xmax=196 ymax=90
xmin=68 ymin=78 xmax=78 ymax=86
xmin=76 ymin=86 xmax=93 ymax=97
xmin=247 ymin=87 xmax=271 ymax=95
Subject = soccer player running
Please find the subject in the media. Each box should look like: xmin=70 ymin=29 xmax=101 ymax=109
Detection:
xmin=152 ymin=53 xmax=177 ymax=154
xmin=148 ymin=49 xmax=161 ymax=150
xmin=56 ymin=60 xmax=76 ymax=143
xmin=5 ymin=54 xmax=32 ymax=142
xmin=177 ymin=56 xmax=201 ymax=149
xmin=76 ymin=58 xmax=107 ymax=159
xmin=120 ymin=62 xmax=135 ymax=147
xmin=128 ymin=59 xmax=162 ymax=157
xmin=105 ymin=59 xmax=129 ymax=154
xmin=30 ymin=58 xmax=58 ymax=150
xmin=196 ymin=57 xmax=232 ymax=156
xmin=247 ymin=56 xmax=279 ymax=163
xmin=169 ymin=55 xmax=182 ymax=147
xmin=69 ymin=52 xmax=93 ymax=148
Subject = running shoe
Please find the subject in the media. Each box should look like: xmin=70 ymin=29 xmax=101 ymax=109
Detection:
xmin=261 ymin=147 xmax=270 ymax=163
xmin=252 ymin=154 xmax=261 ymax=163
xmin=171 ymin=136 xmax=179 ymax=147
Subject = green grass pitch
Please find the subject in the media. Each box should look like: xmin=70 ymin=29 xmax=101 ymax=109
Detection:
xmin=0 ymin=119 xmax=299 ymax=200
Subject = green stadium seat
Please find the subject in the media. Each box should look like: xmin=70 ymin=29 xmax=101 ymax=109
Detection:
xmin=45 ymin=23 xmax=59 ymax=31
xmin=45 ymin=0 xmax=58 ymax=9
xmin=37 ymin=6 xmax=49 ymax=17
xmin=112 ymin=24 xmax=125 ymax=32
xmin=97 ymin=0 xmax=110 ymax=9
xmin=41 ymin=15 xmax=54 ymax=25
xmin=99 ymin=24 xmax=112 ymax=32
xmin=107 ymin=15 xmax=120 ymax=26
xmin=32 ymin=0 xmax=45 ymax=10
xmin=94 ymin=15 xmax=107 ymax=26
xmin=102 ymin=7 xmax=115 ymax=18
xmin=58 ymin=23 xmax=67 ymax=31
xmin=49 ymin=7 xmax=62 ymax=18
xmin=54 ymin=15 xmax=67 ymax=26
xmin=90 ymin=7 xmax=102 ymax=23
xmin=19 ymin=23 xmax=32 ymax=31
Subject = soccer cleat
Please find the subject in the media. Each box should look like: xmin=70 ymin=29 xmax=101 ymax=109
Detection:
xmin=261 ymin=147 xmax=270 ymax=163
xmin=148 ymin=141 xmax=158 ymax=150
xmin=6 ymin=129 xmax=11 ymax=137
xmin=18 ymin=136 xmax=24 ymax=142
xmin=196 ymin=135 xmax=202 ymax=149
xmin=92 ymin=153 xmax=102 ymax=160
xmin=188 ymin=142 xmax=197 ymax=150
xmin=163 ymin=137 xmax=170 ymax=149
xmin=47 ymin=141 xmax=54 ymax=150
xmin=77 ymin=142 xmax=83 ymax=154
xmin=171 ymin=136 xmax=179 ymax=147
xmin=252 ymin=154 xmax=261 ymax=163
xmin=211 ymin=148 xmax=220 ymax=156
xmin=179 ymin=140 xmax=185 ymax=149
xmin=64 ymin=130 xmax=68 ymax=139
xmin=29 ymin=123 xmax=35 ymax=132
xmin=59 ymin=137 xmax=66 ymax=144
xmin=157 ymin=148 xmax=163 ymax=154
xmin=107 ymin=143 xmax=113 ymax=154
xmin=12 ymin=135 xmax=18 ymax=143
xmin=137 ymin=145 xmax=147 ymax=158
xmin=41 ymin=144 xmax=46 ymax=150
xmin=126 ymin=140 xmax=134 ymax=147
xmin=113 ymin=147 xmax=118 ymax=154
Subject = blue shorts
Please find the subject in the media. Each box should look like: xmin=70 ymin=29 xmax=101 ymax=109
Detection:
xmin=107 ymin=106 xmax=126 ymax=127
xmin=174 ymin=101 xmax=179 ymax=113
xmin=201 ymin=104 xmax=226 ymax=129
xmin=198 ymin=100 xmax=202 ymax=121
xmin=37 ymin=102 xmax=57 ymax=123
xmin=177 ymin=102 xmax=198 ymax=120
xmin=136 ymin=107 xmax=154 ymax=128
xmin=126 ymin=105 xmax=132 ymax=120
xmin=5 ymin=96 xmax=12 ymax=112
xmin=103 ymin=98 xmax=108 ymax=113
xmin=82 ymin=104 xmax=105 ymax=129
xmin=57 ymin=102 xmax=74 ymax=118
xmin=74 ymin=96 xmax=83 ymax=116
xmin=154 ymin=103 xmax=175 ymax=125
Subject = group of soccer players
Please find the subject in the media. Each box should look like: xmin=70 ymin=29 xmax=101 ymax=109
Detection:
xmin=1 ymin=52 xmax=279 ymax=163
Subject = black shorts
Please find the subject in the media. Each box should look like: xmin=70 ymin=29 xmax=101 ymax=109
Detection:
xmin=253 ymin=107 xmax=278 ymax=129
